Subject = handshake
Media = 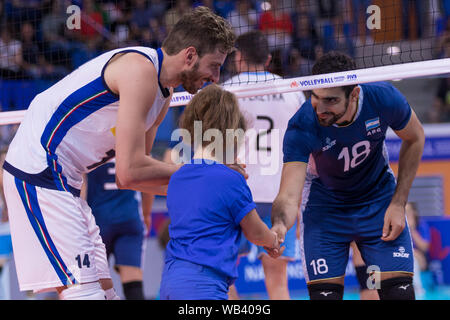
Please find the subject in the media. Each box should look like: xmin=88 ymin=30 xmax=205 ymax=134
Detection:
xmin=264 ymin=223 xmax=288 ymax=259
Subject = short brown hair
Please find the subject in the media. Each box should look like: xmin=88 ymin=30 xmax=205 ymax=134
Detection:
xmin=162 ymin=6 xmax=236 ymax=57
xmin=235 ymin=30 xmax=270 ymax=65
xmin=312 ymin=51 xmax=357 ymax=97
xmin=180 ymin=84 xmax=246 ymax=148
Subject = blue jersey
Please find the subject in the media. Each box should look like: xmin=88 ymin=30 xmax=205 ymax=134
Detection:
xmin=283 ymin=82 xmax=412 ymax=207
xmin=165 ymin=160 xmax=256 ymax=280
xmin=86 ymin=161 xmax=140 ymax=226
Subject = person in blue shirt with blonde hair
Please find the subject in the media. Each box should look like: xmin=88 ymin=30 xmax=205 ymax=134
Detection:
xmin=159 ymin=84 xmax=283 ymax=300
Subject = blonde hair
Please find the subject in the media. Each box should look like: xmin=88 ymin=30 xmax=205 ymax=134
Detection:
xmin=180 ymin=84 xmax=246 ymax=148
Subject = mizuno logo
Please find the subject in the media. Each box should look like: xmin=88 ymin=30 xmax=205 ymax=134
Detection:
xmin=320 ymin=291 xmax=333 ymax=297
xmin=399 ymin=284 xmax=410 ymax=290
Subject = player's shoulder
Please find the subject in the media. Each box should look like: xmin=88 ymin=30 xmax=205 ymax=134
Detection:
xmin=361 ymin=81 xmax=408 ymax=114
xmin=361 ymin=81 xmax=394 ymax=90
xmin=287 ymin=99 xmax=316 ymax=129
xmin=121 ymin=52 xmax=157 ymax=74
xmin=361 ymin=81 xmax=404 ymax=102
xmin=107 ymin=47 xmax=158 ymax=80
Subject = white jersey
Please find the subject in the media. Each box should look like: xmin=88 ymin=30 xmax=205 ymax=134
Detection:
xmin=223 ymin=72 xmax=305 ymax=203
xmin=5 ymin=46 xmax=169 ymax=193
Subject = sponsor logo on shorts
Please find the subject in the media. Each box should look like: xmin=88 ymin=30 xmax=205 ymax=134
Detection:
xmin=393 ymin=246 xmax=410 ymax=258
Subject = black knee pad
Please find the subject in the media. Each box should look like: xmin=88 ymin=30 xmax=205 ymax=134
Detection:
xmin=123 ymin=281 xmax=145 ymax=300
xmin=307 ymin=282 xmax=344 ymax=300
xmin=377 ymin=276 xmax=415 ymax=300
xmin=355 ymin=265 xmax=370 ymax=290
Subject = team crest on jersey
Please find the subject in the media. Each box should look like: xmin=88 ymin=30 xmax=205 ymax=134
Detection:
xmin=365 ymin=118 xmax=380 ymax=130
xmin=365 ymin=117 xmax=381 ymax=136
xmin=322 ymin=137 xmax=336 ymax=151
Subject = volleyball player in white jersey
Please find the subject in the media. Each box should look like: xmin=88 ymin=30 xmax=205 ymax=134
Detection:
xmin=223 ymin=31 xmax=305 ymax=299
xmin=2 ymin=7 xmax=235 ymax=299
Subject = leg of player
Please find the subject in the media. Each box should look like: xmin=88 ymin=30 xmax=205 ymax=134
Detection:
xmin=99 ymin=278 xmax=121 ymax=300
xmin=261 ymin=255 xmax=290 ymax=300
xmin=351 ymin=242 xmax=379 ymax=300
xmin=118 ymin=265 xmax=145 ymax=300
xmin=307 ymin=276 xmax=345 ymax=300
xmin=356 ymin=199 xmax=416 ymax=300
xmin=301 ymin=206 xmax=350 ymax=300
xmin=257 ymin=203 xmax=295 ymax=299
xmin=377 ymin=271 xmax=415 ymax=300
xmin=57 ymin=281 xmax=106 ymax=300
xmin=82 ymin=200 xmax=120 ymax=300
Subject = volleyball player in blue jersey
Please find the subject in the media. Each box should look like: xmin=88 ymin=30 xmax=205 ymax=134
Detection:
xmin=159 ymin=84 xmax=282 ymax=300
xmin=270 ymin=52 xmax=425 ymax=300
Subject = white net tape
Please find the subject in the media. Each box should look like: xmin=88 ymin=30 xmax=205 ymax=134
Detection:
xmin=1 ymin=58 xmax=449 ymax=126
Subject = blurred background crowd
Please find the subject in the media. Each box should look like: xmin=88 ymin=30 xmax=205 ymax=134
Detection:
xmin=0 ymin=0 xmax=450 ymax=126
xmin=0 ymin=0 xmax=449 ymax=78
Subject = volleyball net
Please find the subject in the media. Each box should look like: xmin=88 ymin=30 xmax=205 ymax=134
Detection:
xmin=0 ymin=0 xmax=449 ymax=124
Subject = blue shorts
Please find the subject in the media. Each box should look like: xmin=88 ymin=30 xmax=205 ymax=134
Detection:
xmin=239 ymin=203 xmax=297 ymax=260
xmin=301 ymin=198 xmax=414 ymax=283
xmin=160 ymin=259 xmax=233 ymax=300
xmin=98 ymin=217 xmax=145 ymax=268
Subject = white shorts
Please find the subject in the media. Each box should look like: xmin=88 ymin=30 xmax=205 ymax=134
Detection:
xmin=3 ymin=170 xmax=111 ymax=292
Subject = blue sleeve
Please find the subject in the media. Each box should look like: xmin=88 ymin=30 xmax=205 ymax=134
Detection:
xmin=283 ymin=110 xmax=314 ymax=163
xmin=372 ymin=83 xmax=412 ymax=131
xmin=226 ymin=174 xmax=256 ymax=226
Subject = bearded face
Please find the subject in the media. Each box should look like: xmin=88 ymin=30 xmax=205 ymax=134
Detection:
xmin=316 ymin=97 xmax=350 ymax=127
xmin=180 ymin=61 xmax=202 ymax=94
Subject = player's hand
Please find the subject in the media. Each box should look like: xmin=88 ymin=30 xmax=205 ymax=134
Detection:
xmin=271 ymin=222 xmax=287 ymax=244
xmin=381 ymin=202 xmax=406 ymax=241
xmin=263 ymin=230 xmax=285 ymax=259
xmin=263 ymin=223 xmax=287 ymax=258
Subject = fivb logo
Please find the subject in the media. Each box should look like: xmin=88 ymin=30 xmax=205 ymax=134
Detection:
xmin=295 ymin=74 xmax=358 ymax=89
